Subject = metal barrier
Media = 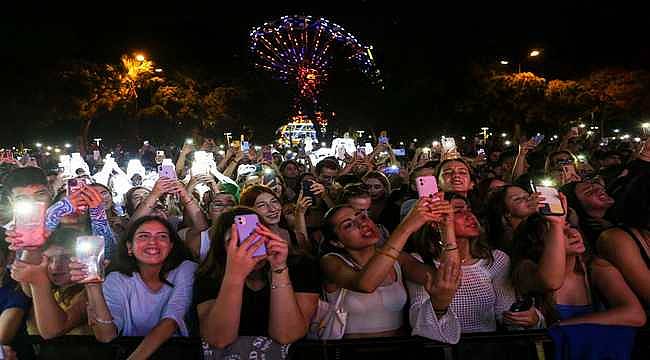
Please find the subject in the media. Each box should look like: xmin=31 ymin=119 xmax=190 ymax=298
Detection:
xmin=18 ymin=328 xmax=650 ymax=360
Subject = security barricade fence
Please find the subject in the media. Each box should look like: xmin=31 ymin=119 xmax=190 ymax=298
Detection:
xmin=14 ymin=328 xmax=650 ymax=360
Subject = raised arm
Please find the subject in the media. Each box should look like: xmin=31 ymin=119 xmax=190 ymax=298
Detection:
xmin=322 ymin=198 xmax=438 ymax=293
xmin=10 ymin=256 xmax=86 ymax=339
xmin=559 ymin=258 xmax=646 ymax=327
xmin=198 ymin=225 xmax=266 ymax=348
xmin=598 ymin=228 xmax=650 ymax=305
xmin=260 ymin=226 xmax=318 ymax=344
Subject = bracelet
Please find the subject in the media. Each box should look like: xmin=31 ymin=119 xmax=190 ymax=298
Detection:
xmin=271 ymin=282 xmax=292 ymax=290
xmin=271 ymin=265 xmax=288 ymax=274
xmin=383 ymin=243 xmax=401 ymax=254
xmin=443 ymin=246 xmax=458 ymax=252
xmin=376 ymin=249 xmax=399 ymax=261
xmin=94 ymin=317 xmax=113 ymax=325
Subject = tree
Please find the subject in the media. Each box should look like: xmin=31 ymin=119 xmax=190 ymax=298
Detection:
xmin=482 ymin=72 xmax=547 ymax=138
xmin=579 ymin=68 xmax=650 ymax=130
xmin=59 ymin=56 xmax=240 ymax=152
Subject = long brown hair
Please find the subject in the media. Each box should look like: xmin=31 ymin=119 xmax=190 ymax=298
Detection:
xmin=196 ymin=207 xmax=267 ymax=284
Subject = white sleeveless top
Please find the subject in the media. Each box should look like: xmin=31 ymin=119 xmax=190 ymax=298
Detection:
xmin=324 ymin=253 xmax=407 ymax=335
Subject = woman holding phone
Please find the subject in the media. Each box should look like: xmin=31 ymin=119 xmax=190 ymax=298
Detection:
xmin=75 ymin=216 xmax=196 ymax=360
xmin=408 ymin=193 xmax=541 ymax=344
xmin=195 ymin=207 xmax=319 ymax=358
xmin=512 ymin=201 xmax=645 ymax=359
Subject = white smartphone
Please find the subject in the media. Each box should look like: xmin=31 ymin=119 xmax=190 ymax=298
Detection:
xmin=535 ymin=185 xmax=565 ymax=216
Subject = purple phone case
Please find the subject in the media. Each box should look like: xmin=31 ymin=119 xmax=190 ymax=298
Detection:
xmin=234 ymin=214 xmax=266 ymax=257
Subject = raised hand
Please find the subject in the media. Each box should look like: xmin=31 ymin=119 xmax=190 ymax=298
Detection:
xmin=254 ymin=224 xmax=288 ymax=270
xmin=224 ymin=224 xmax=267 ymax=284
xmin=10 ymin=255 xmax=50 ymax=286
xmin=295 ymin=191 xmax=313 ymax=216
xmin=424 ymin=258 xmax=461 ymax=313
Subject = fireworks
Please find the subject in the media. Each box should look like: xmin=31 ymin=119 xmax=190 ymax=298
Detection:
xmin=250 ymin=15 xmax=382 ymax=114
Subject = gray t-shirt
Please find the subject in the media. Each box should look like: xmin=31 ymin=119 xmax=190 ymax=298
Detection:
xmin=102 ymin=260 xmax=197 ymax=337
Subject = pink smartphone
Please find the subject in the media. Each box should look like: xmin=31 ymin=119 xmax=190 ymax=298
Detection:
xmin=234 ymin=214 xmax=266 ymax=257
xmin=416 ymin=176 xmax=439 ymax=199
xmin=158 ymin=164 xmax=177 ymax=180
xmin=14 ymin=201 xmax=47 ymax=247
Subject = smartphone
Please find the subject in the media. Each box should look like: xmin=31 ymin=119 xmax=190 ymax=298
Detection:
xmin=393 ymin=148 xmax=406 ymax=157
xmin=477 ymin=148 xmax=486 ymax=157
xmin=263 ymin=147 xmax=273 ymax=162
xmin=158 ymin=162 xmax=177 ymax=180
xmin=14 ymin=201 xmax=47 ymax=248
xmin=534 ymin=185 xmax=565 ymax=216
xmin=143 ymin=141 xmax=150 ymax=146
xmin=509 ymin=296 xmax=534 ymax=312
xmin=531 ymin=134 xmax=545 ymax=146
xmin=67 ymin=178 xmax=89 ymax=197
xmin=234 ymin=214 xmax=266 ymax=257
xmin=378 ymin=136 xmax=389 ymax=145
xmin=383 ymin=165 xmax=400 ymax=176
xmin=185 ymin=138 xmax=194 ymax=145
xmin=302 ymin=180 xmax=316 ymax=201
xmin=441 ymin=137 xmax=457 ymax=153
xmin=75 ymin=235 xmax=105 ymax=283
xmin=416 ymin=176 xmax=438 ymax=199
xmin=241 ymin=141 xmax=250 ymax=152
xmin=356 ymin=147 xmax=366 ymax=158
xmin=93 ymin=150 xmax=101 ymax=161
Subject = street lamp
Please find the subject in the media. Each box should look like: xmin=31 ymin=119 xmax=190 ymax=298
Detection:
xmin=155 ymin=68 xmax=163 ymax=73
xmin=500 ymin=60 xmax=509 ymax=65
xmin=529 ymin=50 xmax=541 ymax=57
xmin=64 ymin=143 xmax=71 ymax=149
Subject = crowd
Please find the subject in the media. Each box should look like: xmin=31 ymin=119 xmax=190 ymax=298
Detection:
xmin=0 ymin=126 xmax=648 ymax=360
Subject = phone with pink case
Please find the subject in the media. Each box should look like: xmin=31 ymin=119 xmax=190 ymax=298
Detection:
xmin=416 ymin=176 xmax=439 ymax=200
xmin=234 ymin=214 xmax=266 ymax=257
xmin=158 ymin=164 xmax=177 ymax=180
xmin=14 ymin=201 xmax=47 ymax=247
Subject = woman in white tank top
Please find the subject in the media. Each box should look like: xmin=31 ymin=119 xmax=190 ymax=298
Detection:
xmin=320 ymin=199 xmax=455 ymax=338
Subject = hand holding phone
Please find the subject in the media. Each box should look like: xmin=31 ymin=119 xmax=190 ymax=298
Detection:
xmin=302 ymin=180 xmax=316 ymax=201
xmin=75 ymin=235 xmax=105 ymax=283
xmin=509 ymin=296 xmax=534 ymax=312
xmin=13 ymin=201 xmax=47 ymax=248
xmin=534 ymin=185 xmax=565 ymax=216
xmin=234 ymin=214 xmax=266 ymax=257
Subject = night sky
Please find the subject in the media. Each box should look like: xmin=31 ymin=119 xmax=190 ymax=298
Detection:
xmin=2 ymin=3 xmax=648 ymax=144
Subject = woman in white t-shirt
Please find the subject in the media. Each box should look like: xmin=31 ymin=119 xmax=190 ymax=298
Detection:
xmin=73 ymin=216 xmax=197 ymax=360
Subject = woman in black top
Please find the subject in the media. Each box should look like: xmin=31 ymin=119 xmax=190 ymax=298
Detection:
xmin=194 ymin=207 xmax=319 ymax=355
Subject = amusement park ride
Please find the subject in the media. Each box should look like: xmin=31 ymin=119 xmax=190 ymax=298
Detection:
xmin=250 ymin=15 xmax=382 ymax=145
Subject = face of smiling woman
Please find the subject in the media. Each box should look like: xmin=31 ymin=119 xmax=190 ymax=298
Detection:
xmin=128 ymin=220 xmax=173 ymax=267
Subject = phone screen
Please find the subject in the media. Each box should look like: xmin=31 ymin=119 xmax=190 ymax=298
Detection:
xmin=536 ymin=186 xmax=565 ymax=216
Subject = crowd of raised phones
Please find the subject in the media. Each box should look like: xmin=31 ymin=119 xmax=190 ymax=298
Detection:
xmin=0 ymin=128 xmax=648 ymax=360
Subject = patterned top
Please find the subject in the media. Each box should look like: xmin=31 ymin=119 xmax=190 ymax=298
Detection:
xmin=408 ymin=250 xmax=518 ymax=343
